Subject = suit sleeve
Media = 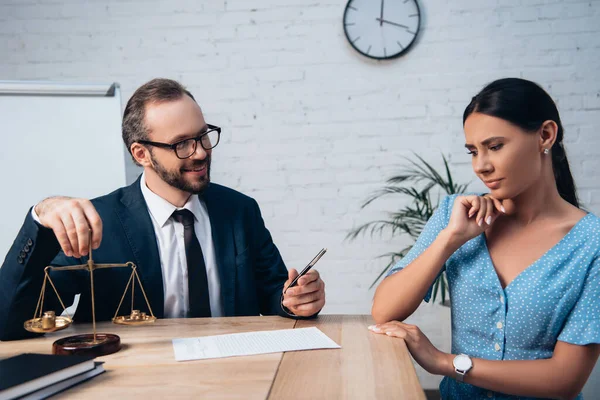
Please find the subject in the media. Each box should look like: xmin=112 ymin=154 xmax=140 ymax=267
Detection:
xmin=248 ymin=199 xmax=318 ymax=319
xmin=0 ymin=209 xmax=78 ymax=340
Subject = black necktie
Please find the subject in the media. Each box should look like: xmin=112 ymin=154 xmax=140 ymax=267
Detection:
xmin=172 ymin=209 xmax=212 ymax=318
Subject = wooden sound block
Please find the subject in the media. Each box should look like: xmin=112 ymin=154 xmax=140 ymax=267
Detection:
xmin=52 ymin=333 xmax=121 ymax=357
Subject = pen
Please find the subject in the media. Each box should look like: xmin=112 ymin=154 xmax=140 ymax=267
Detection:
xmin=284 ymin=248 xmax=327 ymax=294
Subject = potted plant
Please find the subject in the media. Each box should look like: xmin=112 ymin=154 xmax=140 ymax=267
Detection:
xmin=347 ymin=154 xmax=469 ymax=306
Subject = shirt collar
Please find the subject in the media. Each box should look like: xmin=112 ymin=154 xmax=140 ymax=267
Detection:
xmin=140 ymin=172 xmax=202 ymax=228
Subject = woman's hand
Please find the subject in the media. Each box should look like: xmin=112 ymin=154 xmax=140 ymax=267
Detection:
xmin=445 ymin=195 xmax=505 ymax=245
xmin=368 ymin=321 xmax=450 ymax=375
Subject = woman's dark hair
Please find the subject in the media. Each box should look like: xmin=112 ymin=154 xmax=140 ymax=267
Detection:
xmin=463 ymin=77 xmax=579 ymax=208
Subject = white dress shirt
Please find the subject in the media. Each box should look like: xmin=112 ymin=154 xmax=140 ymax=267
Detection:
xmin=31 ymin=175 xmax=224 ymax=318
xmin=140 ymin=174 xmax=223 ymax=318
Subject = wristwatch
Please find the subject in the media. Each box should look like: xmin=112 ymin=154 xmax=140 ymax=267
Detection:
xmin=453 ymin=354 xmax=473 ymax=382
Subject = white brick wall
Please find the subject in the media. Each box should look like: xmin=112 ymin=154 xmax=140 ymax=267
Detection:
xmin=2 ymin=0 xmax=600 ymax=390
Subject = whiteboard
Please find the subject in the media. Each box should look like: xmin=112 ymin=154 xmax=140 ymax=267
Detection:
xmin=0 ymin=81 xmax=126 ymax=260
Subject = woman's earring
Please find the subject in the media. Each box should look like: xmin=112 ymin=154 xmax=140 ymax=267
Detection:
xmin=543 ymin=148 xmax=549 ymax=155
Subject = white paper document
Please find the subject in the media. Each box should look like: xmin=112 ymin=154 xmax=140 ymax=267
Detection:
xmin=172 ymin=327 xmax=341 ymax=361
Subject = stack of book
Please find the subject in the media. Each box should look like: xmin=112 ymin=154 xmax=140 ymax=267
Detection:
xmin=0 ymin=353 xmax=104 ymax=400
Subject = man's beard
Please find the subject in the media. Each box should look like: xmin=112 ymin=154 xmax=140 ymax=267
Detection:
xmin=149 ymin=152 xmax=211 ymax=195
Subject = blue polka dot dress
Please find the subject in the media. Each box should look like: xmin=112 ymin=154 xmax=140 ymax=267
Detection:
xmin=387 ymin=195 xmax=600 ymax=400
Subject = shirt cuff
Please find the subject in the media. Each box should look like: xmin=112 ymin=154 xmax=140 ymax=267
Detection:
xmin=31 ymin=205 xmax=42 ymax=225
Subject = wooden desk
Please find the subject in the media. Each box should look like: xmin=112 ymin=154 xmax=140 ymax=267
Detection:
xmin=0 ymin=315 xmax=425 ymax=399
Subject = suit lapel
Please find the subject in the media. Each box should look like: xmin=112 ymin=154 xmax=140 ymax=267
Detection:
xmin=116 ymin=176 xmax=165 ymax=318
xmin=202 ymin=184 xmax=236 ymax=316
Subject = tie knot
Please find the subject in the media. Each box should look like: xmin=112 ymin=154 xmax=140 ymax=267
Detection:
xmin=172 ymin=209 xmax=195 ymax=227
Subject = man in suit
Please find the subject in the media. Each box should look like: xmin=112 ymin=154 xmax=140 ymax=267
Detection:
xmin=0 ymin=78 xmax=326 ymax=341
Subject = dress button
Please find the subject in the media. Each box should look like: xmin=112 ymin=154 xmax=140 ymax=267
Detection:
xmin=24 ymin=245 xmax=30 ymax=252
xmin=499 ymin=295 xmax=504 ymax=303
xmin=20 ymin=251 xmax=27 ymax=258
xmin=27 ymin=238 xmax=33 ymax=246
xmin=487 ymin=391 xmax=493 ymax=398
xmin=17 ymin=257 xmax=24 ymax=264
xmin=494 ymin=343 xmax=501 ymax=351
xmin=497 ymin=322 xmax=503 ymax=329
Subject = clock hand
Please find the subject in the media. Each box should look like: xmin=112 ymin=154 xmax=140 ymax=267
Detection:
xmin=379 ymin=0 xmax=384 ymax=26
xmin=376 ymin=18 xmax=409 ymax=29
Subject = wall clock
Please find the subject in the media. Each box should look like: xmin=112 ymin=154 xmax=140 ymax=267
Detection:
xmin=343 ymin=0 xmax=421 ymax=60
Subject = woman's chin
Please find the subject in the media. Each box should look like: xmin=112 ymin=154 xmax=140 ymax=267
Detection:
xmin=487 ymin=190 xmax=517 ymax=214
xmin=496 ymin=195 xmax=517 ymax=215
xmin=486 ymin=187 xmax=505 ymax=199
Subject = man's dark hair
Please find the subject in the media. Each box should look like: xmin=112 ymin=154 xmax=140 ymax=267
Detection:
xmin=122 ymin=78 xmax=195 ymax=165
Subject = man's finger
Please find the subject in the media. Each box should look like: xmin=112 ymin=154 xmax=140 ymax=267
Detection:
xmin=283 ymin=269 xmax=299 ymax=292
xmin=298 ymin=269 xmax=320 ymax=286
xmin=51 ymin=216 xmax=73 ymax=257
xmin=71 ymin=207 xmax=91 ymax=256
xmin=284 ymin=291 xmax=322 ymax=307
xmin=288 ymin=280 xmax=321 ymax=296
xmin=81 ymin=201 xmax=103 ymax=249
xmin=290 ymin=298 xmax=325 ymax=313
xmin=61 ymin=214 xmax=80 ymax=258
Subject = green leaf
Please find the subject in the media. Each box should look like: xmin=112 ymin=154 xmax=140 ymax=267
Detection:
xmin=368 ymin=246 xmax=412 ymax=289
xmin=349 ymin=153 xmax=469 ymax=303
xmin=432 ymin=276 xmax=440 ymax=303
xmin=441 ymin=273 xmax=447 ymax=304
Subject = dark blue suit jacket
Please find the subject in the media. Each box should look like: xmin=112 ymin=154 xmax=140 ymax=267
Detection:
xmin=0 ymin=177 xmax=293 ymax=340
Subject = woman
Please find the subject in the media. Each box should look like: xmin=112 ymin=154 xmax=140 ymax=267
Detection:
xmin=369 ymin=78 xmax=600 ymax=399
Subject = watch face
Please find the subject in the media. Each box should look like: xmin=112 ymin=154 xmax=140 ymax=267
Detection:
xmin=453 ymin=354 xmax=472 ymax=370
xmin=343 ymin=0 xmax=421 ymax=60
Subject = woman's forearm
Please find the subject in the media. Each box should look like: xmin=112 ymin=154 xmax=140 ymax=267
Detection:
xmin=439 ymin=353 xmax=581 ymax=400
xmin=372 ymin=229 xmax=462 ymax=323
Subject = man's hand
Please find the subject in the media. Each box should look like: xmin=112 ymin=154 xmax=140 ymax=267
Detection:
xmin=282 ymin=268 xmax=325 ymax=317
xmin=35 ymin=196 xmax=102 ymax=258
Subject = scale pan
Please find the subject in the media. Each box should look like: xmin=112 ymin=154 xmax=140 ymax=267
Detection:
xmin=24 ymin=316 xmax=73 ymax=333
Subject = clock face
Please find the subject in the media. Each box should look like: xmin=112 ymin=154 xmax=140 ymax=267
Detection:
xmin=343 ymin=0 xmax=421 ymax=60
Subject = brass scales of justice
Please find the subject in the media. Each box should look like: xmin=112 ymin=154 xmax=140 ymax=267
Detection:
xmin=23 ymin=236 xmax=157 ymax=356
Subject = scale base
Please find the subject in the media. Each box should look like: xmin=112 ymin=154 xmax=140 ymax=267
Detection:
xmin=52 ymin=333 xmax=121 ymax=357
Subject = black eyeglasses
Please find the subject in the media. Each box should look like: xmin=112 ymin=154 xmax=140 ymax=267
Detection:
xmin=138 ymin=124 xmax=221 ymax=159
